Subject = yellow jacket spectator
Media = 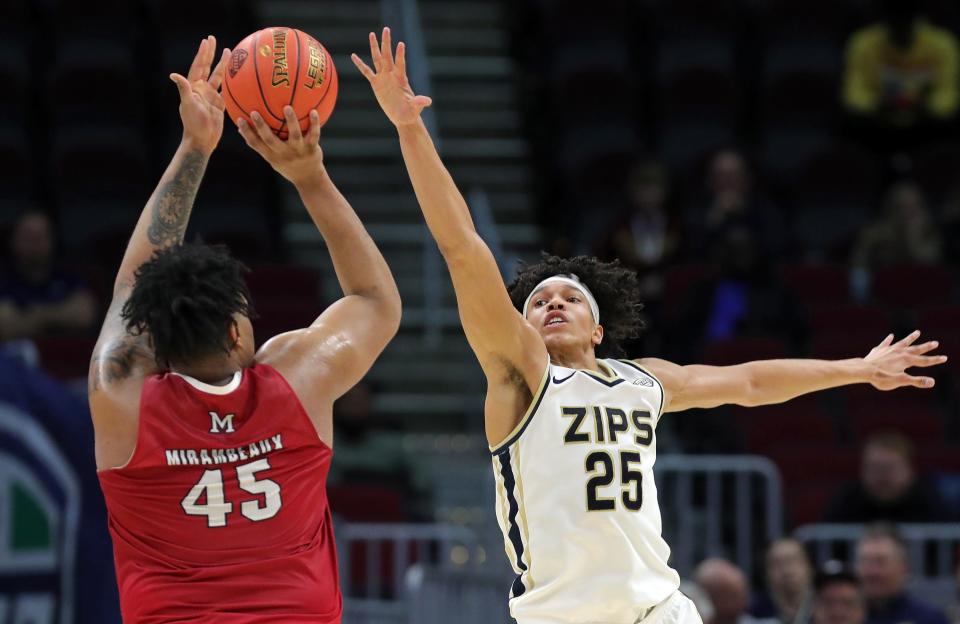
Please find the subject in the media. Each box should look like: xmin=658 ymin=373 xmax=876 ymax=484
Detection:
xmin=843 ymin=8 xmax=960 ymax=127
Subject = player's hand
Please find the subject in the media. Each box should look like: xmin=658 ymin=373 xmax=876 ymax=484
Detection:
xmin=352 ymin=27 xmax=433 ymax=127
xmin=171 ymin=36 xmax=229 ymax=154
xmin=863 ymin=330 xmax=948 ymax=390
xmin=238 ymin=106 xmax=324 ymax=186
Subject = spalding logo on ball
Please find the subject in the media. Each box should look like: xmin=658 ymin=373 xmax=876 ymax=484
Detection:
xmin=224 ymin=27 xmax=338 ymax=138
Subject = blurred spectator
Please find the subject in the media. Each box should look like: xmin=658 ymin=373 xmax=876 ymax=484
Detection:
xmin=695 ymin=558 xmax=763 ymax=624
xmin=852 ymin=182 xmax=942 ymax=270
xmin=855 ymin=524 xmax=950 ymax=624
xmin=824 ymin=432 xmax=951 ymax=523
xmin=685 ymin=149 xmax=786 ymax=260
xmin=842 ymin=0 xmax=959 ymax=149
xmin=812 ymin=561 xmax=866 ymax=624
xmin=752 ymin=538 xmax=814 ymax=624
xmin=595 ymin=159 xmax=682 ymax=279
xmin=673 ymin=226 xmax=805 ymax=353
xmin=0 ymin=210 xmax=97 ymax=341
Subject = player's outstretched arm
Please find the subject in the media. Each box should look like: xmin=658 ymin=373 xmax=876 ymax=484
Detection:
xmin=89 ymin=36 xmax=229 ymax=398
xmin=352 ymin=28 xmax=546 ymax=388
xmin=639 ymin=331 xmax=947 ymax=414
xmin=240 ymin=106 xmax=401 ymax=424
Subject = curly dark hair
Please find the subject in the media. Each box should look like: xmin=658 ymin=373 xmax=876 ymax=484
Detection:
xmin=507 ymin=254 xmax=645 ymax=358
xmin=122 ymin=243 xmax=255 ymax=368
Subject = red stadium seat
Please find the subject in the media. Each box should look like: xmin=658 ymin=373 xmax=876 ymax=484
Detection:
xmin=766 ymin=445 xmax=858 ymax=486
xmin=779 ymin=263 xmax=849 ymax=304
xmin=732 ymin=396 xmax=835 ymax=452
xmin=246 ymin=264 xmax=323 ymax=305
xmin=793 ymin=141 xmax=882 ymax=205
xmin=807 ymin=304 xmax=891 ymax=336
xmin=872 ymin=265 xmax=956 ymax=310
xmin=809 ymin=334 xmax=887 ymax=361
xmin=702 ymin=338 xmax=789 ymax=367
xmin=253 ymin=300 xmax=323 ymax=340
xmin=661 ymin=263 xmax=710 ymax=315
xmin=34 ymin=336 xmax=98 ymax=381
xmin=787 ymin=483 xmax=837 ymax=527
xmin=843 ymin=387 xmax=945 ymax=442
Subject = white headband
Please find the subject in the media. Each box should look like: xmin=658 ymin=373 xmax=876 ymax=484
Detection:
xmin=523 ymin=274 xmax=600 ymax=324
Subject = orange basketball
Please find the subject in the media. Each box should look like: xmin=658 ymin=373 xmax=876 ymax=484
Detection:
xmin=223 ymin=27 xmax=338 ymax=138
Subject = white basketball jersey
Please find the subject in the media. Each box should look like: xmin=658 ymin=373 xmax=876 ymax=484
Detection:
xmin=491 ymin=359 xmax=680 ymax=624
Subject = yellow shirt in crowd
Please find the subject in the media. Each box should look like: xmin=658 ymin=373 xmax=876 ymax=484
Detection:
xmin=843 ymin=19 xmax=960 ymax=125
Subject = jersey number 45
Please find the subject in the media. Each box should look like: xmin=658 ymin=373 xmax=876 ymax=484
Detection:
xmin=181 ymin=458 xmax=282 ymax=527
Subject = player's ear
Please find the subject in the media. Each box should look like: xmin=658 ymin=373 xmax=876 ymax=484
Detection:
xmin=228 ymin=320 xmax=241 ymax=350
xmin=592 ymin=324 xmax=604 ymax=346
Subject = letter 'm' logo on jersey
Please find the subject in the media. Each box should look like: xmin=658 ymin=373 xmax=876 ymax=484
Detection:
xmin=209 ymin=412 xmax=236 ymax=434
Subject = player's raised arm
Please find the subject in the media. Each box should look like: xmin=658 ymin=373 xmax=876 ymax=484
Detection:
xmin=639 ymin=331 xmax=947 ymax=414
xmin=352 ymin=28 xmax=547 ymax=388
xmin=89 ymin=36 xmax=229 ymax=398
xmin=238 ymin=104 xmax=401 ymax=418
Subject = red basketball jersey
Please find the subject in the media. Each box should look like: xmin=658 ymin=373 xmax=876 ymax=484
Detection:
xmin=97 ymin=364 xmax=342 ymax=623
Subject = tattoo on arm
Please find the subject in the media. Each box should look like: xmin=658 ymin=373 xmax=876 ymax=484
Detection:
xmin=146 ymin=150 xmax=208 ymax=248
xmin=89 ymin=333 xmax=155 ymax=394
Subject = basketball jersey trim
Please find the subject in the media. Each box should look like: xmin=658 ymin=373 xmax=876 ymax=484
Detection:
xmin=580 ymin=361 xmax=626 ymax=387
xmin=496 ymin=448 xmax=529 ymax=597
xmin=618 ymin=360 xmax=665 ymax=420
xmin=171 ymin=370 xmax=243 ymax=395
xmin=489 ymin=363 xmax=551 ymax=456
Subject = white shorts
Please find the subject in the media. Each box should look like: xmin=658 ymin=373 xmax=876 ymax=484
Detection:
xmin=636 ymin=591 xmax=703 ymax=624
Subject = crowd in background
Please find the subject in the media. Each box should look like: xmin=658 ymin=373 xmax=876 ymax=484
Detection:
xmin=1 ymin=0 xmax=960 ymax=619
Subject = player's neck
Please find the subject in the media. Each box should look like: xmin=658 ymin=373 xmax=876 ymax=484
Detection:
xmin=549 ymin=348 xmax=601 ymax=374
xmin=171 ymin=357 xmax=243 ymax=387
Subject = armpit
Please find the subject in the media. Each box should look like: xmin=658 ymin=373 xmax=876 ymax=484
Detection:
xmin=89 ymin=333 xmax=156 ymax=393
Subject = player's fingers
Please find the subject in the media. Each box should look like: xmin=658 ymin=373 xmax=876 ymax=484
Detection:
xmin=413 ymin=95 xmax=433 ymax=110
xmin=351 ymin=54 xmax=375 ymax=81
xmin=306 ymin=109 xmax=321 ymax=144
xmin=250 ymin=111 xmax=282 ymax=151
xmin=396 ymin=41 xmax=407 ymax=77
xmin=912 ymin=354 xmax=949 ymax=367
xmin=909 ymin=340 xmax=940 ymax=355
xmin=381 ymin=27 xmax=393 ymax=71
xmin=199 ymin=35 xmax=215 ymax=81
xmin=237 ymin=118 xmax=268 ymax=154
xmin=187 ymin=38 xmax=208 ymax=82
xmin=369 ymin=32 xmax=383 ymax=71
xmin=906 ymin=373 xmax=936 ymax=388
xmin=283 ymin=106 xmax=303 ymax=142
xmin=170 ymin=73 xmax=192 ymax=101
xmin=896 ymin=329 xmax=922 ymax=348
xmin=209 ymin=48 xmax=230 ymax=90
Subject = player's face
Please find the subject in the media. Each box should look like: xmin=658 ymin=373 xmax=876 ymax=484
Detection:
xmin=525 ymin=284 xmax=602 ymax=355
xmin=855 ymin=537 xmax=908 ymax=600
xmin=813 ymin=584 xmax=865 ymax=624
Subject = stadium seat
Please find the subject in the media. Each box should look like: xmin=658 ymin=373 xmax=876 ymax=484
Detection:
xmin=792 ymin=202 xmax=871 ymax=260
xmin=767 ymin=445 xmax=858 ymax=486
xmin=731 ymin=396 xmax=836 ymax=453
xmin=872 ymin=265 xmax=956 ymax=310
xmin=806 ymin=304 xmax=891 ymax=337
xmin=787 ymin=483 xmax=837 ymax=527
xmin=47 ymin=40 xmax=142 ymax=128
xmin=246 ymin=264 xmax=323 ymax=306
xmin=50 ymin=127 xmax=148 ymax=204
xmin=779 ymin=263 xmax=850 ymax=304
xmin=661 ymin=263 xmax=711 ymax=316
xmin=843 ymin=386 xmax=945 ymax=442
xmin=34 ymin=335 xmax=98 ymax=381
xmin=702 ymin=338 xmax=789 ymax=367
xmin=809 ymin=333 xmax=888 ymax=362
xmin=253 ymin=300 xmax=324 ymax=340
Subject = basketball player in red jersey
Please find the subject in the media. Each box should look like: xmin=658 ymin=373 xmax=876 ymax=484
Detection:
xmin=90 ymin=36 xmax=400 ymax=623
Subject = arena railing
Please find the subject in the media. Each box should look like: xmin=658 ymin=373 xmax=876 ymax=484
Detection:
xmin=655 ymin=454 xmax=785 ymax=581
xmin=794 ymin=522 xmax=960 ymax=598
xmin=337 ymin=522 xmax=479 ymax=624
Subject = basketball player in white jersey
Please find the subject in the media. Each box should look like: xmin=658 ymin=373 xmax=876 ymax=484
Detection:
xmin=353 ymin=29 xmax=948 ymax=624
